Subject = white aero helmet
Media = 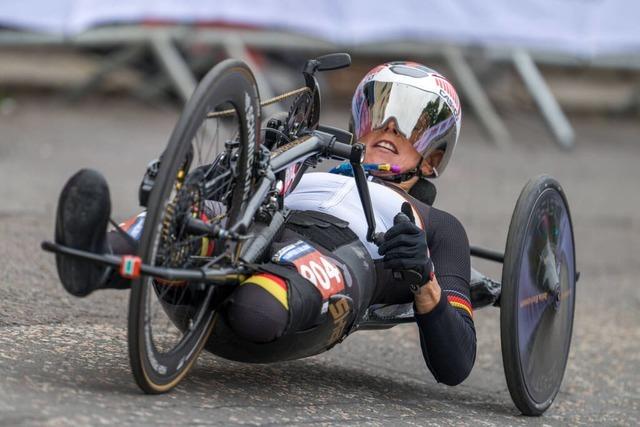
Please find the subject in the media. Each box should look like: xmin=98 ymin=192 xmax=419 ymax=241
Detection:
xmin=351 ymin=62 xmax=461 ymax=178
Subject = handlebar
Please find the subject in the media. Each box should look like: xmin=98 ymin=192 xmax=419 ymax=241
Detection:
xmin=270 ymin=130 xmax=359 ymax=172
xmin=327 ymin=140 xmax=354 ymax=160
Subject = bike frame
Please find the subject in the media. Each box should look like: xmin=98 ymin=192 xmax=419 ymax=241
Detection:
xmin=41 ymin=125 xmax=505 ymax=303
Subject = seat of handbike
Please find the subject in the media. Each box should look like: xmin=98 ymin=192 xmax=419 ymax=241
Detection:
xmin=357 ymin=268 xmax=501 ymax=329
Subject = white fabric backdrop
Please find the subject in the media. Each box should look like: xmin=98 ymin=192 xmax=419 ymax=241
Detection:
xmin=0 ymin=0 xmax=637 ymax=57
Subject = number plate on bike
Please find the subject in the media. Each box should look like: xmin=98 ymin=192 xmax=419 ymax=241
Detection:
xmin=273 ymin=241 xmax=345 ymax=300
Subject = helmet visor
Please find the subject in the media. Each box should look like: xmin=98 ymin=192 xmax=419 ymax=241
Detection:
xmin=352 ymin=81 xmax=456 ymax=155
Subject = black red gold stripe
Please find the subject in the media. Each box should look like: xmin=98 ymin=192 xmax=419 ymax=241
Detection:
xmin=447 ymin=295 xmax=473 ymax=317
xmin=242 ymin=273 xmax=289 ymax=310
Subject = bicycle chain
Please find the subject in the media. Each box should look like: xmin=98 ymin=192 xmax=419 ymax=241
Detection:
xmin=206 ymin=87 xmax=311 ymax=119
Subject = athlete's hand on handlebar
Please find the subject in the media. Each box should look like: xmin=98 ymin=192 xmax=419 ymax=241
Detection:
xmin=378 ymin=202 xmax=433 ymax=284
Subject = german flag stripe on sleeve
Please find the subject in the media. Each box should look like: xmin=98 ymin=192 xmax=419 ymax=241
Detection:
xmin=447 ymin=295 xmax=473 ymax=318
xmin=242 ymin=273 xmax=289 ymax=310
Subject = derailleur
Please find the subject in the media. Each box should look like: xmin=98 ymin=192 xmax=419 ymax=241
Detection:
xmin=138 ymin=146 xmax=194 ymax=207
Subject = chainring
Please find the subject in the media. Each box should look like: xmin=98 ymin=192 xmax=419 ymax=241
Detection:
xmin=285 ymin=91 xmax=314 ymax=139
xmin=159 ymin=172 xmax=206 ymax=268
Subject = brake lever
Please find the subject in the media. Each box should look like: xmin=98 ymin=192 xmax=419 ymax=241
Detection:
xmin=349 ymin=145 xmax=424 ymax=286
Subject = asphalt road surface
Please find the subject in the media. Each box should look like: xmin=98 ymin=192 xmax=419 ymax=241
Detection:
xmin=0 ymin=96 xmax=638 ymax=426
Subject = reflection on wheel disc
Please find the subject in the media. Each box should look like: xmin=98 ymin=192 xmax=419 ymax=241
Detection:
xmin=517 ymin=189 xmax=576 ymax=404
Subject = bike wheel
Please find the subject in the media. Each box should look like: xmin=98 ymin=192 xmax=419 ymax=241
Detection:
xmin=500 ymin=175 xmax=577 ymax=415
xmin=128 ymin=59 xmax=260 ymax=394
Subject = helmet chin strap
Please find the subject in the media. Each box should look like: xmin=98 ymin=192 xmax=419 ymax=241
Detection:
xmin=329 ymin=158 xmax=435 ymax=183
xmin=373 ymin=158 xmax=424 ymax=183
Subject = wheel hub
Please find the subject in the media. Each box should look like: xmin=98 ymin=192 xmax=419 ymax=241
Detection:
xmin=540 ymin=239 xmax=562 ymax=311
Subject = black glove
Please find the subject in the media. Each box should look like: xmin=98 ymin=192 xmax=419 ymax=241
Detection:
xmin=378 ymin=202 xmax=433 ymax=284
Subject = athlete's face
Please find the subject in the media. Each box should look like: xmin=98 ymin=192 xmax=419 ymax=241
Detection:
xmin=360 ymin=119 xmax=422 ymax=176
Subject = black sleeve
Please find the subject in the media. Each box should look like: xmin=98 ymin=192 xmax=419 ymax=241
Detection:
xmin=415 ymin=207 xmax=476 ymax=386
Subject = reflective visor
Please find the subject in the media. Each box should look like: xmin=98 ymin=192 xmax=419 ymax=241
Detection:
xmin=352 ymin=81 xmax=455 ymax=155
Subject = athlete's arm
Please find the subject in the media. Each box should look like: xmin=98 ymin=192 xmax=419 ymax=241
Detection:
xmin=415 ymin=207 xmax=476 ymax=386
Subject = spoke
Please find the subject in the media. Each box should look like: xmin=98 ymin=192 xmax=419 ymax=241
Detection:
xmin=203 ymin=119 xmax=216 ymax=166
xmin=194 ymin=126 xmax=203 ymax=168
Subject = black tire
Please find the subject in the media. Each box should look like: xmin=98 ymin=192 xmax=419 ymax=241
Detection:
xmin=501 ymin=175 xmax=577 ymax=415
xmin=128 ymin=59 xmax=260 ymax=394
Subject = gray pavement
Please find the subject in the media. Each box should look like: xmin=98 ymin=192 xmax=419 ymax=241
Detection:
xmin=0 ymin=95 xmax=638 ymax=426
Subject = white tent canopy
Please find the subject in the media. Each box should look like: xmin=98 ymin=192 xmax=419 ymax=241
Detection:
xmin=1 ymin=0 xmax=638 ymax=58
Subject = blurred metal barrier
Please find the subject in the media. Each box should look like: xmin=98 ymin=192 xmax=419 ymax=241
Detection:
xmin=511 ymin=49 xmax=575 ymax=149
xmin=442 ymin=46 xmax=511 ymax=149
xmin=148 ymin=33 xmax=197 ymax=103
xmin=0 ymin=25 xmax=587 ymax=148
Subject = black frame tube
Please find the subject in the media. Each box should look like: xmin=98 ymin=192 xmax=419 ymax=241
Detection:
xmin=270 ymin=135 xmax=324 ymax=172
xmin=231 ymin=170 xmax=275 ymax=233
xmin=470 ymin=245 xmax=504 ymax=263
xmin=41 ymin=241 xmax=243 ymax=284
xmin=269 ymin=131 xmax=354 ymax=172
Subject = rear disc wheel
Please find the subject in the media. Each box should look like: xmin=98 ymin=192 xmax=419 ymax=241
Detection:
xmin=500 ymin=175 xmax=577 ymax=415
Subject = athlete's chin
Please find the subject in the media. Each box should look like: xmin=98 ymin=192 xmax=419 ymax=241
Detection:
xmin=365 ymin=155 xmax=396 ymax=166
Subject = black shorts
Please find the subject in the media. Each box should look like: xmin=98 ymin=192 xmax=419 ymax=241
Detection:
xmin=205 ymin=210 xmax=380 ymax=363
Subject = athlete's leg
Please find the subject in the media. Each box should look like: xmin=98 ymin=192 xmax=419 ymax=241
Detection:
xmin=101 ymin=214 xmax=144 ymax=291
xmin=225 ymin=273 xmax=290 ymax=342
xmin=223 ymin=220 xmax=367 ymax=344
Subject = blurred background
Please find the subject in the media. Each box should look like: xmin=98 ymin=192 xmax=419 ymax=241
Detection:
xmin=0 ymin=1 xmax=638 ymax=425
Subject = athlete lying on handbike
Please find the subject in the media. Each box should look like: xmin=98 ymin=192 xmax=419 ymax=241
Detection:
xmin=54 ymin=62 xmax=475 ymax=386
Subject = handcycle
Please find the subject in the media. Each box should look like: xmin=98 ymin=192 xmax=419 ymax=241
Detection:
xmin=42 ymin=53 xmax=577 ymax=416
